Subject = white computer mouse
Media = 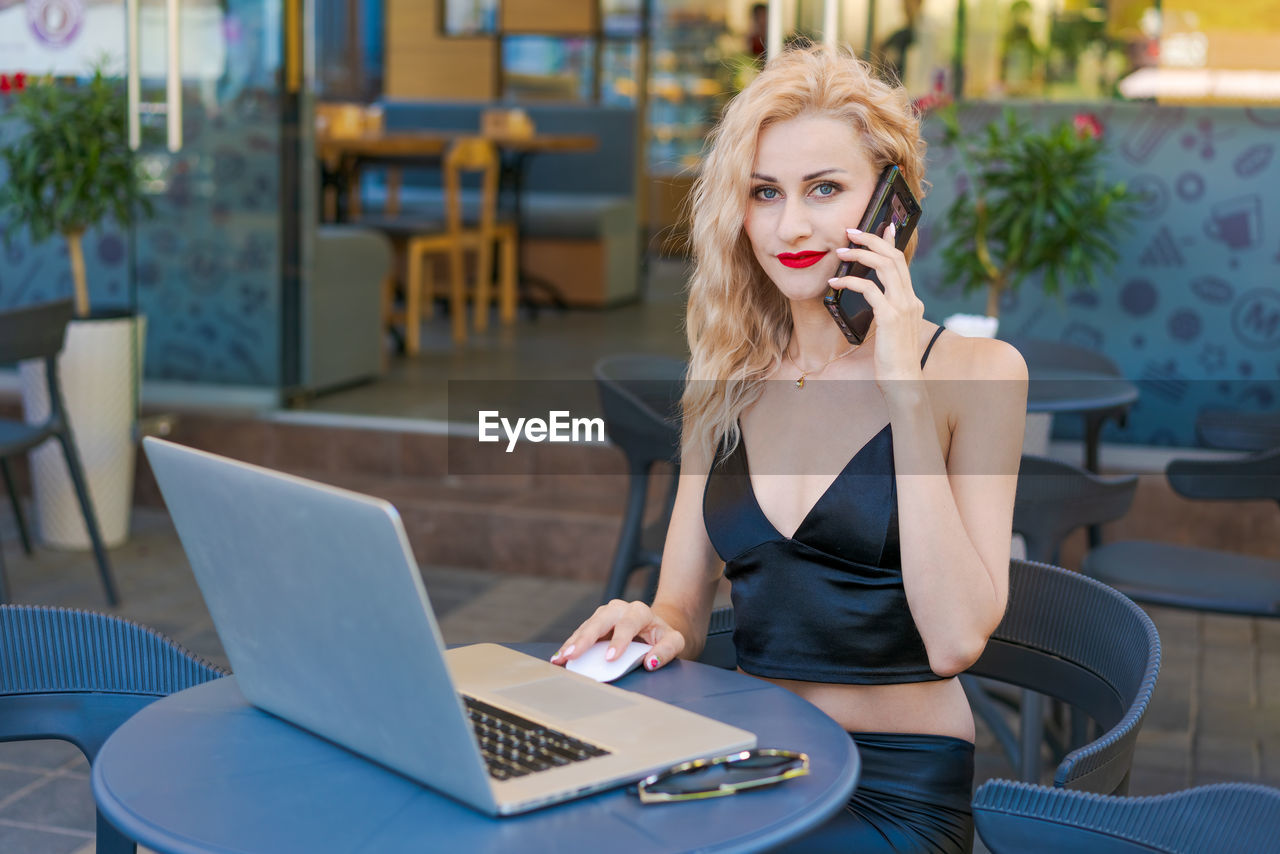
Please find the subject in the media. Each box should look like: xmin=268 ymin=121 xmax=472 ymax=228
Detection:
xmin=565 ymin=640 xmax=653 ymax=683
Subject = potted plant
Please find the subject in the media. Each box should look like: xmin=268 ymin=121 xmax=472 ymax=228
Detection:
xmin=935 ymin=107 xmax=1136 ymax=454
xmin=937 ymin=107 xmax=1136 ymax=331
xmin=0 ymin=66 xmax=152 ymax=549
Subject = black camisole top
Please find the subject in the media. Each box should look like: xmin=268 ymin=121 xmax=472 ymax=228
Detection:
xmin=701 ymin=327 xmax=946 ymax=685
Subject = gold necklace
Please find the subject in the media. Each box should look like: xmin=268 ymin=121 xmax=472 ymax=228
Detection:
xmin=790 ymin=343 xmax=857 ymax=389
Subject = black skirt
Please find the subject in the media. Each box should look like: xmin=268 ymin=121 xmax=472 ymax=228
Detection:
xmin=776 ymin=731 xmax=974 ymax=854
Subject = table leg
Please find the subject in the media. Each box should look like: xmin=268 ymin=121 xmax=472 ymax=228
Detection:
xmin=1084 ymin=408 xmax=1134 ymax=547
xmin=500 ymin=150 xmax=569 ymax=314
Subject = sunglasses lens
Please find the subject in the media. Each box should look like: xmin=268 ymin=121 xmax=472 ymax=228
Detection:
xmin=643 ymin=753 xmax=804 ymax=796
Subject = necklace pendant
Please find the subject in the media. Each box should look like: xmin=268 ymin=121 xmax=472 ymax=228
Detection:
xmin=794 ymin=376 xmax=805 ymax=389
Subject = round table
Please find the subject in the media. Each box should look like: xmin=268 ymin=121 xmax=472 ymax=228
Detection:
xmin=92 ymin=645 xmax=859 ymax=854
xmin=1025 ymin=368 xmax=1140 ymax=471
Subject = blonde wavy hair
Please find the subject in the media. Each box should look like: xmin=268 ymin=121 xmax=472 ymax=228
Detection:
xmin=682 ymin=45 xmax=928 ymax=467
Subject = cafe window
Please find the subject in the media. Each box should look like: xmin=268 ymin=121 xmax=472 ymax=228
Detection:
xmin=315 ymin=0 xmax=385 ymax=101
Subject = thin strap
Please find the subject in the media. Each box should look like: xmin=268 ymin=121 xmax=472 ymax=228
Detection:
xmin=919 ymin=326 xmax=945 ymax=368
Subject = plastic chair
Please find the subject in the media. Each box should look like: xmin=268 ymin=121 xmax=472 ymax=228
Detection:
xmin=1082 ymin=447 xmax=1280 ymax=618
xmin=974 ymin=779 xmax=1280 ymax=853
xmin=0 ymin=300 xmax=119 ymax=605
xmin=1195 ymin=408 xmax=1280 ymax=452
xmin=964 ymin=455 xmax=1140 ymax=782
xmin=1011 ymin=455 xmax=1139 ymax=565
xmin=0 ymin=604 xmax=228 ymax=854
xmin=698 ymin=604 xmax=737 ymax=670
xmin=593 ymin=354 xmax=685 ymax=605
xmin=967 ymin=559 xmax=1160 ymax=795
xmin=702 ymin=560 xmax=1160 ymax=795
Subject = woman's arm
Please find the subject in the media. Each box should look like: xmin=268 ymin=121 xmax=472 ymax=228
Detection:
xmin=834 ymin=225 xmax=1027 ymax=677
xmin=554 ymin=440 xmax=723 ymax=669
xmin=889 ymin=336 xmax=1027 ymax=676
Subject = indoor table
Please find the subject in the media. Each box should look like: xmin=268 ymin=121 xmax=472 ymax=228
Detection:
xmin=317 ymin=130 xmax=596 ymax=225
xmin=317 ymin=130 xmax=596 ymax=311
xmin=92 ymin=644 xmax=859 ymax=854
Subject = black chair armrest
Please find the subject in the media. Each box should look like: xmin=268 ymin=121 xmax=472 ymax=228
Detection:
xmin=1165 ymin=447 xmax=1280 ymax=503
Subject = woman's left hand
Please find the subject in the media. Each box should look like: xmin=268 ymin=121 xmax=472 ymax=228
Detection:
xmin=830 ymin=223 xmax=925 ymax=394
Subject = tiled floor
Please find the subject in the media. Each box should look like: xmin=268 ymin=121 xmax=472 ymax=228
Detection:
xmin=3 ymin=257 xmax=1279 ymax=851
xmin=287 ymin=258 xmax=690 ymax=422
xmin=4 ymin=505 xmax=1280 ymax=853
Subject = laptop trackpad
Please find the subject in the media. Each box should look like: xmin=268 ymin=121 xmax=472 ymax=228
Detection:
xmin=495 ymin=677 xmax=635 ymax=720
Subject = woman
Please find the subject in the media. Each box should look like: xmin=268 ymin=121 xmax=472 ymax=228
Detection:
xmin=555 ymin=46 xmax=1027 ymax=853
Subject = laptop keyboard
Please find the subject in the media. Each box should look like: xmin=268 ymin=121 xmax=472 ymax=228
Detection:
xmin=463 ymin=696 xmax=610 ymax=780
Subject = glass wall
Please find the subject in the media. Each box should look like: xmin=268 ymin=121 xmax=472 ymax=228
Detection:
xmin=0 ymin=0 xmax=290 ymax=390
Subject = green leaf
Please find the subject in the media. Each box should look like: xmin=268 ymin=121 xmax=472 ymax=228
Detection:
xmin=935 ymin=106 xmax=1138 ymax=300
xmin=0 ymin=63 xmax=151 ymax=313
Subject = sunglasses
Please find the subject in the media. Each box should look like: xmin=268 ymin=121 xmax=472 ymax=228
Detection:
xmin=635 ymin=749 xmax=810 ymax=803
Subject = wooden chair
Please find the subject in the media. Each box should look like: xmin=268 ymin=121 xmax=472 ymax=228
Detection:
xmin=403 ymin=137 xmax=517 ymax=349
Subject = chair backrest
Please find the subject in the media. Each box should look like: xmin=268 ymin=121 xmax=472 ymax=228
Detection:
xmin=593 ymin=354 xmax=685 ymax=471
xmin=0 ymin=605 xmax=227 ymax=757
xmin=1165 ymin=447 xmax=1280 ymax=509
xmin=0 ymin=605 xmax=227 ymax=854
xmin=699 ymin=606 xmax=738 ymax=670
xmin=974 ymin=779 xmax=1280 ymax=854
xmin=967 ymin=560 xmax=1161 ymax=794
xmin=443 ymin=136 xmax=499 ymax=241
xmin=1013 ymin=455 xmax=1139 ymax=563
xmin=0 ymin=300 xmax=72 ymax=365
xmin=1195 ymin=409 xmax=1280 ymax=452
xmin=1005 ymin=337 xmax=1123 ymax=377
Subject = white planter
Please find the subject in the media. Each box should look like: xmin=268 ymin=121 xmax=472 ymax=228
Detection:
xmin=20 ymin=314 xmax=145 ymax=549
xmin=942 ymin=312 xmax=999 ymax=339
xmin=942 ymin=312 xmax=1052 ymax=456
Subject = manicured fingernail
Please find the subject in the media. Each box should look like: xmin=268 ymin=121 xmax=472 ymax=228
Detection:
xmin=828 ymin=278 xmax=840 ymax=284
xmin=846 ymin=227 xmax=861 ymax=235
xmin=647 ymin=655 xmax=660 ymax=670
xmin=553 ymin=644 xmax=573 ymax=661
xmin=888 ymin=222 xmax=897 ymax=239
xmin=605 ymin=646 xmax=618 ymax=661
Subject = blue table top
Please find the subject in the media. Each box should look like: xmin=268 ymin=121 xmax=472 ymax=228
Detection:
xmin=1025 ymin=368 xmax=1139 ymax=415
xmin=92 ymin=644 xmax=859 ymax=854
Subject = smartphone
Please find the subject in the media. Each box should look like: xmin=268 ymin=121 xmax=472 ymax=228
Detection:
xmin=823 ymin=164 xmax=923 ymax=344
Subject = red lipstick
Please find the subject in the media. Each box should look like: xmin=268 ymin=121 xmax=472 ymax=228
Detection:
xmin=777 ymin=251 xmax=828 ymax=269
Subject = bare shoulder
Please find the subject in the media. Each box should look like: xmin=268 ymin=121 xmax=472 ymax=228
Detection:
xmin=968 ymin=336 xmax=1028 ymax=382
xmin=926 ymin=328 xmax=1027 ymax=383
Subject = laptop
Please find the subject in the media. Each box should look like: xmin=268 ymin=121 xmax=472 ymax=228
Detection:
xmin=143 ymin=437 xmax=754 ymax=816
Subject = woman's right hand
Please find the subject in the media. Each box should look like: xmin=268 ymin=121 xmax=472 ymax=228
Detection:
xmin=550 ymin=599 xmax=686 ymax=672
